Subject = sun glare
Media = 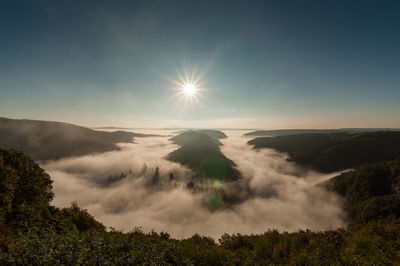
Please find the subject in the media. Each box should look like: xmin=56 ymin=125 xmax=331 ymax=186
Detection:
xmin=164 ymin=65 xmax=208 ymax=108
xmin=183 ymin=83 xmax=196 ymax=96
xmin=165 ymin=66 xmax=207 ymax=106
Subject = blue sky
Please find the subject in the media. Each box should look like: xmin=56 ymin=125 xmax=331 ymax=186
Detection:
xmin=1 ymin=0 xmax=399 ymax=128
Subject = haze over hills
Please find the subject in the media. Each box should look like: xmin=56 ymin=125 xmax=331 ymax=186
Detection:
xmin=2 ymin=0 xmax=400 ymax=263
xmin=175 ymin=129 xmax=228 ymax=140
xmin=0 ymin=117 xmax=154 ymax=161
xmin=245 ymin=128 xmax=400 ymax=137
xmin=1 ymin=118 xmax=400 ymax=263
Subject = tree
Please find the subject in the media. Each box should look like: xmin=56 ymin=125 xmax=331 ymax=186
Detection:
xmin=0 ymin=149 xmax=53 ymax=224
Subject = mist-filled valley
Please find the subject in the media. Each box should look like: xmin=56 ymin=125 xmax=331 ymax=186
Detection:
xmin=2 ymin=118 xmax=400 ymax=264
xmin=2 ymin=1 xmax=400 ymax=263
xmin=43 ymin=129 xmax=345 ymax=238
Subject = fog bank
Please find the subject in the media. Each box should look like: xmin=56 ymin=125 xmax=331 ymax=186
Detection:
xmin=43 ymin=131 xmax=346 ymax=239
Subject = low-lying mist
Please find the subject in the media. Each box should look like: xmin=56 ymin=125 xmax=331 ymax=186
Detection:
xmin=42 ymin=131 xmax=346 ymax=239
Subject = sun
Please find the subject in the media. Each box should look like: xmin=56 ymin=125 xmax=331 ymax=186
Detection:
xmin=183 ymin=83 xmax=196 ymax=96
xmin=163 ymin=64 xmax=207 ymax=106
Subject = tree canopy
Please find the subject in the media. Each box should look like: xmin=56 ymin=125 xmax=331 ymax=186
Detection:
xmin=1 ymin=148 xmax=400 ymax=264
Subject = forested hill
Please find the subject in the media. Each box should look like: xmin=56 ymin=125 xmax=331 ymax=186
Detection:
xmin=167 ymin=130 xmax=241 ymax=181
xmin=0 ymin=117 xmax=146 ymax=161
xmin=248 ymin=131 xmax=400 ymax=172
xmin=328 ymin=157 xmax=400 ymax=224
xmin=1 ymin=148 xmax=400 ymax=264
xmin=245 ymin=128 xmax=400 ymax=137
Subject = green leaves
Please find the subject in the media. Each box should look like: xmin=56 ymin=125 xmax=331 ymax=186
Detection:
xmin=330 ymin=158 xmax=400 ymax=223
xmin=1 ymin=148 xmax=400 ymax=264
xmin=0 ymin=148 xmax=53 ymax=224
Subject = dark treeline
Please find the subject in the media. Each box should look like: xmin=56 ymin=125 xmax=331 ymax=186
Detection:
xmin=245 ymin=128 xmax=400 ymax=137
xmin=1 ymin=148 xmax=400 ymax=264
xmin=248 ymin=131 xmax=400 ymax=172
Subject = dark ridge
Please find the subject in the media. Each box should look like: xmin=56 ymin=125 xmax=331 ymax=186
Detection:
xmin=174 ymin=129 xmax=228 ymax=140
xmin=248 ymin=131 xmax=400 ymax=172
xmin=245 ymin=128 xmax=400 ymax=137
xmin=0 ymin=117 xmax=148 ymax=161
xmin=93 ymin=127 xmax=161 ymax=137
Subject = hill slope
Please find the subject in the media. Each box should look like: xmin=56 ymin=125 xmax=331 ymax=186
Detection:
xmin=248 ymin=131 xmax=400 ymax=172
xmin=245 ymin=128 xmax=400 ymax=137
xmin=328 ymin=157 xmax=400 ymax=224
xmin=167 ymin=130 xmax=240 ymax=181
xmin=0 ymin=117 xmax=141 ymax=161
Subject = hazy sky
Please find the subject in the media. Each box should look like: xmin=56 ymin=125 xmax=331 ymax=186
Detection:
xmin=1 ymin=0 xmax=399 ymax=128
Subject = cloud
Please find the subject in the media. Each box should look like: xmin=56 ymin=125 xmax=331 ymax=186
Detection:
xmin=42 ymin=132 xmax=346 ymax=239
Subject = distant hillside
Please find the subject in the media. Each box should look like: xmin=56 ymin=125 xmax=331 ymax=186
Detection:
xmin=248 ymin=131 xmax=400 ymax=172
xmin=167 ymin=130 xmax=240 ymax=181
xmin=174 ymin=129 xmax=227 ymax=140
xmin=328 ymin=158 xmax=400 ymax=224
xmin=0 ymin=117 xmax=143 ymax=161
xmin=245 ymin=128 xmax=400 ymax=137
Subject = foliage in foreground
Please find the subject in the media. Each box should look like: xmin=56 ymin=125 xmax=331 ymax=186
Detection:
xmin=1 ymin=148 xmax=400 ymax=264
xmin=1 ymin=221 xmax=400 ymax=265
